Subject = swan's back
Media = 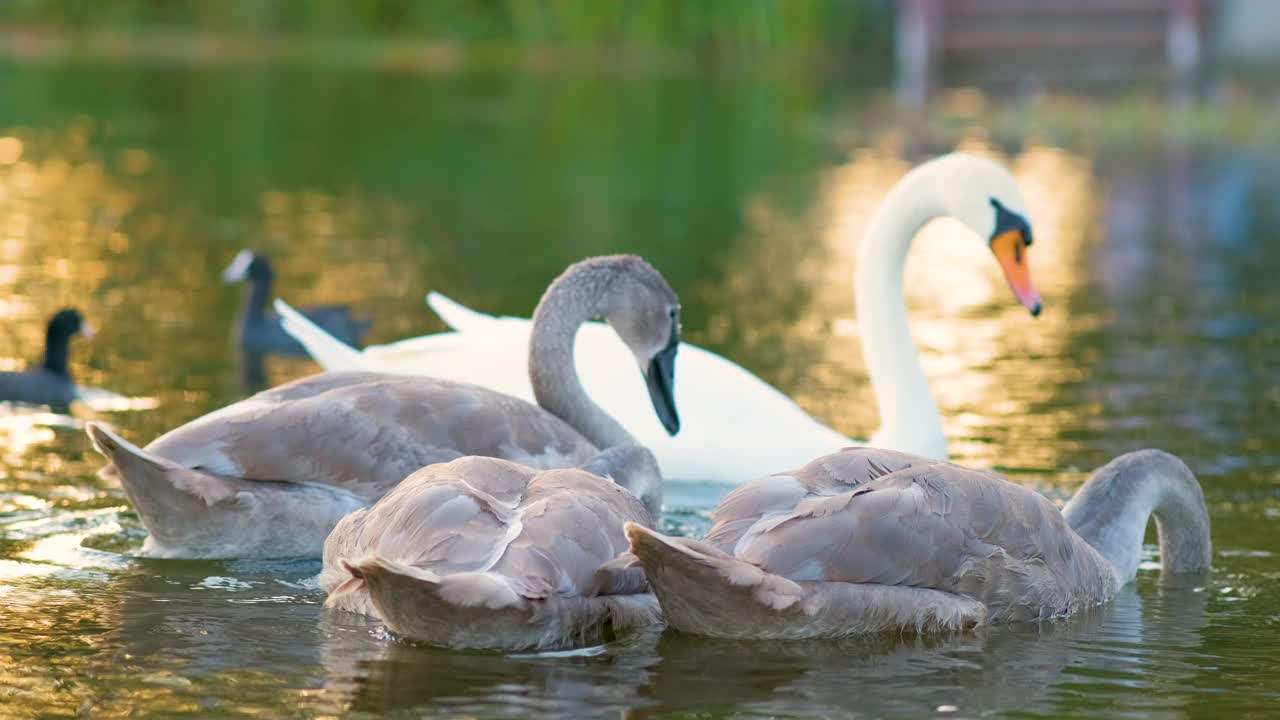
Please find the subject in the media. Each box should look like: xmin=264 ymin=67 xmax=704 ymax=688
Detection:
xmin=705 ymin=448 xmax=1118 ymax=621
xmin=704 ymin=447 xmax=933 ymax=552
xmin=322 ymin=456 xmax=652 ymax=614
xmin=144 ymin=371 xmax=599 ymax=502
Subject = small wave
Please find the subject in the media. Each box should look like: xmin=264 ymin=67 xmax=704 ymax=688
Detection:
xmin=76 ymin=386 xmax=161 ymax=412
xmin=193 ymin=576 xmax=262 ymax=591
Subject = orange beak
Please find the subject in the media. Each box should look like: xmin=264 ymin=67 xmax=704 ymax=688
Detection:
xmin=990 ymin=230 xmax=1042 ymax=316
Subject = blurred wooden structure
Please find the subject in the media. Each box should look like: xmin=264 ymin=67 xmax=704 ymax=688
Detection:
xmin=896 ymin=0 xmax=1206 ymax=103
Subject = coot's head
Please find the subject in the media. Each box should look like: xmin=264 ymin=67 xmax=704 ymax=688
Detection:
xmin=221 ymin=249 xmax=273 ymax=284
xmin=47 ymin=308 xmax=94 ymax=340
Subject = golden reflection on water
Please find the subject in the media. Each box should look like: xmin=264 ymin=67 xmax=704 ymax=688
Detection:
xmin=0 ymin=117 xmax=426 ymax=586
xmin=0 ymin=413 xmax=59 ymax=465
xmin=702 ymin=130 xmax=1100 ymax=478
xmin=0 ymin=120 xmax=426 ymax=426
xmin=257 ymin=188 xmax=425 ymax=322
xmin=0 ymin=123 xmax=138 ymax=393
xmin=0 ymin=159 xmax=427 ymax=698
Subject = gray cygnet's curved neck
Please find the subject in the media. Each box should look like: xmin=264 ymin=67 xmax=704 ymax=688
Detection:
xmin=1063 ymin=449 xmax=1212 ymax=584
xmin=528 ymin=264 xmax=635 ymax=451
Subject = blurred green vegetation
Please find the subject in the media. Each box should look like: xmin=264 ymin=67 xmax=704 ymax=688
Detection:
xmin=0 ymin=0 xmax=889 ymax=51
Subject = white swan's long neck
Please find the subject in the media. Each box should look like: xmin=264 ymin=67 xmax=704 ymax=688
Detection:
xmin=1063 ymin=450 xmax=1213 ymax=584
xmin=854 ymin=172 xmax=946 ymax=455
xmin=529 ymin=269 xmax=635 ymax=451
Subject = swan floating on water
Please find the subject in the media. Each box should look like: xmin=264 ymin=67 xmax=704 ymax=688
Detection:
xmin=327 ymin=452 xmax=664 ymax=650
xmin=625 ymin=447 xmax=1211 ymax=639
xmin=278 ymin=153 xmax=1042 ymax=484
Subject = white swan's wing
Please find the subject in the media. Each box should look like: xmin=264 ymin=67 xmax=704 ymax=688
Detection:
xmin=277 ymin=295 xmax=537 ymax=401
xmin=424 ymin=295 xmax=854 ymax=482
xmin=275 ymin=299 xmax=364 ymax=371
xmin=426 ymin=291 xmax=506 ymax=331
xmin=362 ymin=330 xmax=537 ymax=401
xmin=420 ymin=320 xmax=855 ymax=483
xmin=285 ymin=292 xmax=855 ymax=484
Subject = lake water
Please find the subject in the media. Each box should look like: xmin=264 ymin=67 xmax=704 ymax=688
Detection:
xmin=2 ymin=60 xmax=1279 ymax=718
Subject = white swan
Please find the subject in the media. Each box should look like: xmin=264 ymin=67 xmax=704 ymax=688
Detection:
xmin=279 ymin=153 xmax=1043 ymax=483
xmin=625 ymin=447 xmax=1212 ymax=639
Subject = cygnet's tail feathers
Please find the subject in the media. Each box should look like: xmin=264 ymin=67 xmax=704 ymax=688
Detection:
xmin=86 ymin=422 xmax=167 ymax=474
xmin=85 ymin=422 xmax=239 ymax=508
xmin=625 ymin=522 xmax=805 ymax=635
xmin=350 ymin=556 xmax=522 ymax=612
xmin=347 ymin=556 xmax=544 ymax=647
xmin=589 ymin=551 xmax=650 ymax=596
xmin=349 ymin=554 xmax=661 ymax=650
xmin=318 ymin=559 xmax=376 ymax=616
xmin=274 ymin=298 xmax=364 ymax=371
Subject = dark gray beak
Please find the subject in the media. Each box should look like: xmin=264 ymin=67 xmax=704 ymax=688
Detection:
xmin=645 ymin=339 xmax=680 ymax=436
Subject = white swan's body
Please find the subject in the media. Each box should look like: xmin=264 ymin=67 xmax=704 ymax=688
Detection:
xmin=280 ymin=295 xmax=852 ymax=484
xmin=280 ymin=154 xmax=1043 ymax=484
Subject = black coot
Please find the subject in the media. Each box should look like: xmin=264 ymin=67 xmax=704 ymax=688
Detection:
xmin=0 ymin=308 xmax=93 ymax=411
xmin=223 ymin=249 xmax=371 ymax=356
xmin=222 ymin=250 xmax=371 ymax=387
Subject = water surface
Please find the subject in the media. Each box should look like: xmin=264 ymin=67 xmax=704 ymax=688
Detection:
xmin=1 ymin=62 xmax=1279 ymax=718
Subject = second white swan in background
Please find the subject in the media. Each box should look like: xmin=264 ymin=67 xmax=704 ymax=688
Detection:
xmin=279 ymin=153 xmax=1043 ymax=484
